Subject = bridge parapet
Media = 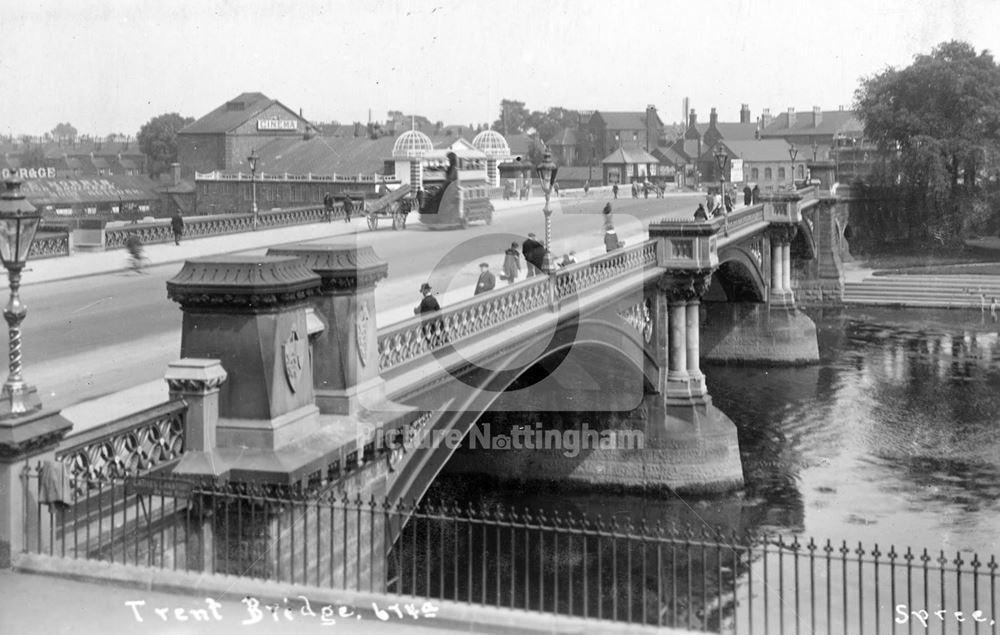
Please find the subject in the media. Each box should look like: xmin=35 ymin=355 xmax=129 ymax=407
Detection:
xmin=376 ymin=241 xmax=659 ymax=374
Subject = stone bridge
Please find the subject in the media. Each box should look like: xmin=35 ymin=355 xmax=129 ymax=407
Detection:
xmin=154 ymin=186 xmax=849 ymax=510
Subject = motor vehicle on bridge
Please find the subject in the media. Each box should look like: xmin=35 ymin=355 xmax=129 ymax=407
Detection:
xmin=417 ymin=151 xmax=494 ymax=230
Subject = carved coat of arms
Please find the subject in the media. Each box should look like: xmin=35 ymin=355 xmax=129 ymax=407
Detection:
xmin=283 ymin=330 xmax=305 ymax=391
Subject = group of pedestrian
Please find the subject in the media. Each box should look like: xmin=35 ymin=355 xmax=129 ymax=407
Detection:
xmin=322 ymin=191 xmax=355 ymax=223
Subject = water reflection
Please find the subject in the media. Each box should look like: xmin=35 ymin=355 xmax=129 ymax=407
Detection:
xmin=430 ymin=306 xmax=1000 ymax=559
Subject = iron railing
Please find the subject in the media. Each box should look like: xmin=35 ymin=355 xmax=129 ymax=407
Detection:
xmin=29 ymin=228 xmax=72 ymax=259
xmin=54 ymin=399 xmax=187 ymax=487
xmin=20 ymin=471 xmax=998 ymax=634
xmin=376 ymin=240 xmax=659 ymax=373
xmin=103 ymin=204 xmax=345 ymax=250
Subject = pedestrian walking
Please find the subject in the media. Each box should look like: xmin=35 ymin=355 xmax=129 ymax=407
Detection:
xmin=474 ymin=262 xmax=496 ymax=296
xmin=752 ymin=184 xmax=760 ymax=204
xmin=583 ymin=179 xmax=590 ymax=196
xmin=631 ymin=182 xmax=638 ymax=199
xmin=604 ymin=227 xmax=623 ymax=253
xmin=724 ymin=192 xmax=733 ymax=214
xmin=643 ymin=181 xmax=649 ymax=199
xmin=501 ymin=242 xmax=521 ymax=284
xmin=170 ymin=211 xmax=184 ymax=245
xmin=612 ymin=183 xmax=619 ymax=199
xmin=602 ymin=202 xmax=614 ymax=230
xmin=743 ymin=184 xmax=753 ymax=206
xmin=414 ymin=282 xmax=440 ymax=315
xmin=992 ymin=297 xmax=998 ymax=322
xmin=343 ymin=195 xmax=354 ymax=222
xmin=980 ymin=291 xmax=987 ymax=316
xmin=694 ymin=203 xmax=709 ymax=221
xmin=522 ymin=233 xmax=545 ymax=277
xmin=125 ymin=233 xmax=145 ymax=273
xmin=323 ymin=192 xmax=334 ymax=222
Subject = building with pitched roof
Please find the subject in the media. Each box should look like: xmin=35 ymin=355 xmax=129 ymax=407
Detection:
xmin=715 ymin=139 xmax=805 ymax=193
xmin=586 ymin=106 xmax=664 ymax=161
xmin=758 ymin=106 xmax=864 ymax=161
xmin=601 ymin=145 xmax=661 ymax=185
xmin=177 ymin=92 xmax=313 ymax=177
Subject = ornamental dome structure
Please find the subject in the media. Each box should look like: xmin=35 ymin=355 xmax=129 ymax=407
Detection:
xmin=392 ymin=130 xmax=434 ymax=159
xmin=472 ymin=130 xmax=511 ymax=159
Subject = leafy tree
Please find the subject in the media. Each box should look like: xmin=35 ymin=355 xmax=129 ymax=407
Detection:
xmin=854 ymin=41 xmax=1000 ymax=244
xmin=493 ymin=100 xmax=530 ymax=136
xmin=137 ymin=112 xmax=194 ymax=177
xmin=529 ymin=107 xmax=579 ymax=146
xmin=51 ymin=122 xmax=77 ymax=142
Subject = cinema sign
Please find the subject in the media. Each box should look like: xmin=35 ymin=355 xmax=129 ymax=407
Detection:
xmin=257 ymin=118 xmax=298 ymax=131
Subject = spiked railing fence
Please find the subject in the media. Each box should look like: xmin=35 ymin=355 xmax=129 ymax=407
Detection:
xmin=20 ymin=471 xmax=998 ymax=634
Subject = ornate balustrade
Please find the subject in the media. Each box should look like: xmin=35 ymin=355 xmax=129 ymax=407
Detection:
xmin=29 ymin=229 xmax=71 ymax=259
xmin=554 ymin=240 xmax=658 ymax=300
xmin=55 ymin=400 xmax=187 ymax=490
xmin=104 ymin=204 xmax=340 ymax=249
xmin=376 ymin=241 xmax=658 ymax=374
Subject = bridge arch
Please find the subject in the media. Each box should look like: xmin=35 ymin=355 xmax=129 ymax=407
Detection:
xmin=710 ymin=245 xmax=767 ymax=302
xmin=387 ymin=314 xmax=659 ymax=505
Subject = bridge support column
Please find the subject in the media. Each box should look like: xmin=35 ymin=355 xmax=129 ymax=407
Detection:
xmin=644 ymin=271 xmax=743 ymax=493
xmin=166 ymin=256 xmax=329 ymax=483
xmin=769 ymin=226 xmax=797 ymax=307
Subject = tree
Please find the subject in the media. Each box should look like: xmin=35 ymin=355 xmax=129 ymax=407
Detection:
xmin=137 ymin=113 xmax=194 ymax=177
xmin=854 ymin=41 xmax=1000 ymax=244
xmin=528 ymin=107 xmax=579 ymax=147
xmin=51 ymin=122 xmax=77 ymax=142
xmin=493 ymin=100 xmax=530 ymax=136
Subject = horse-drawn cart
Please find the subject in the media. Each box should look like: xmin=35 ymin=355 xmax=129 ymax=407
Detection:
xmin=365 ymin=183 xmax=412 ymax=231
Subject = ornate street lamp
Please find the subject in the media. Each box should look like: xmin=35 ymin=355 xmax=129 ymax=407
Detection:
xmin=788 ymin=143 xmax=799 ymax=189
xmin=535 ymin=150 xmax=559 ymax=275
xmin=247 ymin=148 xmax=259 ymax=230
xmin=0 ymin=180 xmax=42 ymax=417
xmin=713 ymin=143 xmax=729 ymax=234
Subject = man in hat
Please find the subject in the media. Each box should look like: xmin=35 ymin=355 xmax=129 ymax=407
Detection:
xmin=323 ymin=191 xmax=334 ymax=222
xmin=522 ymin=233 xmax=545 ymax=277
xmin=414 ymin=282 xmax=440 ymax=314
xmin=474 ymin=262 xmax=496 ymax=296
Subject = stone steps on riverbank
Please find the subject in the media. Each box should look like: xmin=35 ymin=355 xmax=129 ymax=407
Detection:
xmin=844 ymin=274 xmax=1000 ymax=307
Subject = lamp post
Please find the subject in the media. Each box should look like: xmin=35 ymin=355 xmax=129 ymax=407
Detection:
xmin=811 ymin=140 xmax=818 ymax=162
xmin=788 ymin=143 xmax=798 ymax=189
xmin=535 ymin=150 xmax=559 ymax=275
xmin=0 ymin=180 xmax=42 ymax=417
xmin=713 ymin=143 xmax=729 ymax=235
xmin=247 ymin=148 xmax=259 ymax=230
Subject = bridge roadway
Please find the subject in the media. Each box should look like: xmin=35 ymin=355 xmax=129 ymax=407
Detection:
xmin=21 ymin=194 xmax=701 ymax=423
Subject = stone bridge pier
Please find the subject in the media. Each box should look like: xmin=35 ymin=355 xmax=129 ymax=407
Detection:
xmin=164 ymin=248 xmax=417 ymax=590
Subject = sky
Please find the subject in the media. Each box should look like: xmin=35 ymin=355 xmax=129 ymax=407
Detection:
xmin=3 ymin=0 xmax=999 ymax=137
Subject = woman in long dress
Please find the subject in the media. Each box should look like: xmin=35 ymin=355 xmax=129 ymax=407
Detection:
xmin=502 ymin=242 xmax=521 ymax=284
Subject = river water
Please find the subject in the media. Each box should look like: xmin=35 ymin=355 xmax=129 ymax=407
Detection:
xmin=432 ymin=306 xmax=1000 ymax=560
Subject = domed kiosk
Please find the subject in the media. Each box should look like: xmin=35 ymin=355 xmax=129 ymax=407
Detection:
xmin=472 ymin=130 xmax=511 ymax=187
xmin=392 ymin=129 xmax=434 ymax=191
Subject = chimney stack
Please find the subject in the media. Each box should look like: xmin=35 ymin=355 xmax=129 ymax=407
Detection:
xmin=787 ymin=107 xmax=796 ymax=128
xmin=688 ymin=109 xmax=697 ymax=129
xmin=709 ymin=107 xmax=718 ymax=127
xmin=762 ymin=108 xmax=773 ymax=128
xmin=740 ymin=104 xmax=751 ymax=124
xmin=812 ymin=106 xmax=822 ymax=128
xmin=171 ymin=162 xmax=181 ymax=186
